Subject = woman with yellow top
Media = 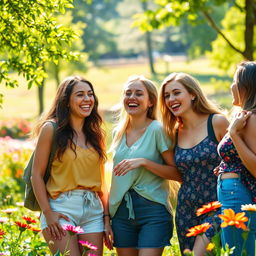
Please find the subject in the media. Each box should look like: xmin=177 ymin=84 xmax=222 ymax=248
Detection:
xmin=31 ymin=76 xmax=113 ymax=256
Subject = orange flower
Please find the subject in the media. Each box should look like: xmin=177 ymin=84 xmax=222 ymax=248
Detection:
xmin=22 ymin=216 xmax=37 ymax=224
xmin=206 ymin=242 xmax=215 ymax=251
xmin=241 ymin=204 xmax=256 ymax=212
xmin=15 ymin=221 xmax=31 ymax=232
xmin=183 ymin=249 xmax=193 ymax=255
xmin=15 ymin=168 xmax=23 ymax=178
xmin=218 ymin=209 xmax=248 ymax=230
xmin=29 ymin=227 xmax=41 ymax=234
xmin=186 ymin=223 xmax=212 ymax=237
xmin=196 ymin=201 xmax=222 ymax=216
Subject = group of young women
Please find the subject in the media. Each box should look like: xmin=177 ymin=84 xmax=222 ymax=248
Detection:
xmin=31 ymin=61 xmax=256 ymax=256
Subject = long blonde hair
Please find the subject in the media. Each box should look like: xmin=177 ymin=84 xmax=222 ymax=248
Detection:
xmin=110 ymin=75 xmax=158 ymax=151
xmin=159 ymin=72 xmax=222 ymax=148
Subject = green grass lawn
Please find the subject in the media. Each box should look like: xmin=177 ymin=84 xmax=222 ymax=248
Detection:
xmin=0 ymin=57 xmax=232 ymax=120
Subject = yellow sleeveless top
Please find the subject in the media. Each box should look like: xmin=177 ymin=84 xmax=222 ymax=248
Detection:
xmin=46 ymin=146 xmax=104 ymax=199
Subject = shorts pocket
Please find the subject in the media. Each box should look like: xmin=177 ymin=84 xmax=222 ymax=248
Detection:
xmin=49 ymin=193 xmax=67 ymax=204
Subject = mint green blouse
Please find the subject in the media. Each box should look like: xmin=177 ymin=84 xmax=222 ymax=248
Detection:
xmin=109 ymin=120 xmax=172 ymax=218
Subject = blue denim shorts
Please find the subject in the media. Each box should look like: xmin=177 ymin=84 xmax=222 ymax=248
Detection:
xmin=217 ymin=176 xmax=256 ymax=256
xmin=111 ymin=189 xmax=173 ymax=248
xmin=40 ymin=189 xmax=104 ymax=234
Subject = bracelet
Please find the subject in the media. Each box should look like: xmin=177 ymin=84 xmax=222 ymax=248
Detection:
xmin=103 ymin=214 xmax=110 ymax=218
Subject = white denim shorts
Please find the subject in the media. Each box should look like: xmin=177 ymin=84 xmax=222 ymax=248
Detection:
xmin=40 ymin=189 xmax=104 ymax=234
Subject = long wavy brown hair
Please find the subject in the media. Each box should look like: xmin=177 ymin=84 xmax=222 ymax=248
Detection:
xmin=34 ymin=76 xmax=106 ymax=162
xmin=235 ymin=61 xmax=256 ymax=112
xmin=159 ymin=72 xmax=221 ymax=148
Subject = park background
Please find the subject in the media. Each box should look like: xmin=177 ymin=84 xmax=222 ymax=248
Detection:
xmin=0 ymin=0 xmax=255 ymax=255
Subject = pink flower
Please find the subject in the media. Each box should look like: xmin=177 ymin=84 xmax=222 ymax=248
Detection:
xmin=62 ymin=224 xmax=84 ymax=236
xmin=0 ymin=217 xmax=8 ymax=223
xmin=1 ymin=208 xmax=18 ymax=214
xmin=79 ymin=240 xmax=98 ymax=251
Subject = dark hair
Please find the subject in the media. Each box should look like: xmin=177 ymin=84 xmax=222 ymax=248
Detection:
xmin=37 ymin=76 xmax=106 ymax=161
xmin=236 ymin=61 xmax=256 ymax=111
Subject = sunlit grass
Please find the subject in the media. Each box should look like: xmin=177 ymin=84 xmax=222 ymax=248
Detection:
xmin=0 ymin=57 xmax=232 ymax=120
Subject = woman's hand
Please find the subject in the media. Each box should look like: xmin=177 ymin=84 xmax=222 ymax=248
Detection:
xmin=44 ymin=210 xmax=70 ymax=240
xmin=103 ymin=219 xmax=114 ymax=250
xmin=113 ymin=158 xmax=145 ymax=176
xmin=229 ymin=111 xmax=252 ymax=136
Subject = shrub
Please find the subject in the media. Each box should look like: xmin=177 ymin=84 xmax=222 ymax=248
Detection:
xmin=0 ymin=119 xmax=32 ymax=139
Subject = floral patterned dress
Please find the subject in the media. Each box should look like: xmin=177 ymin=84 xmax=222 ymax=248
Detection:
xmin=218 ymin=134 xmax=256 ymax=202
xmin=174 ymin=114 xmax=221 ymax=254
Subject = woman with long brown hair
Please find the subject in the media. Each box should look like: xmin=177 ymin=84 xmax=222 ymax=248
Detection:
xmin=31 ymin=76 xmax=112 ymax=255
xmin=217 ymin=61 xmax=256 ymax=255
xmin=159 ymin=72 xmax=229 ymax=255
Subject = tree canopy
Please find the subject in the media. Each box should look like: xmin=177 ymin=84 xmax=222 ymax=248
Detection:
xmin=0 ymin=0 xmax=81 ymax=105
xmin=134 ymin=0 xmax=256 ymax=70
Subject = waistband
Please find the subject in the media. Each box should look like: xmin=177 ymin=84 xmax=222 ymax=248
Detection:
xmin=218 ymin=172 xmax=241 ymax=182
xmin=62 ymin=189 xmax=97 ymax=197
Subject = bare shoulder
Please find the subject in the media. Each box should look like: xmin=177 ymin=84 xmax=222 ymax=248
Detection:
xmin=38 ymin=121 xmax=55 ymax=141
xmin=212 ymin=114 xmax=229 ymax=127
xmin=212 ymin=114 xmax=229 ymax=141
xmin=242 ymin=113 xmax=256 ymax=152
xmin=244 ymin=113 xmax=256 ymax=132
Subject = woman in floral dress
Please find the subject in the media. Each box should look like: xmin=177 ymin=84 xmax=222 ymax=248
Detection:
xmin=159 ymin=72 xmax=229 ymax=255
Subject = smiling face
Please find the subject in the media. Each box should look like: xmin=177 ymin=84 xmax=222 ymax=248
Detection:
xmin=164 ymin=80 xmax=195 ymax=117
xmin=69 ymin=81 xmax=95 ymax=119
xmin=123 ymin=81 xmax=152 ymax=117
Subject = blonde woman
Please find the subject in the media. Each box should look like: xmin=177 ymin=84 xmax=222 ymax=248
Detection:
xmin=159 ymin=73 xmax=229 ymax=256
xmin=109 ymin=75 xmax=181 ymax=256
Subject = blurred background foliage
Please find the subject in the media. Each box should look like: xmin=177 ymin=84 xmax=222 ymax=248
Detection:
xmin=0 ymin=1 xmax=255 ymax=254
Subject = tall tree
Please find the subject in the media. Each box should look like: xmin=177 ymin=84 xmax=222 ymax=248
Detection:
xmin=134 ymin=0 xmax=256 ymax=69
xmin=142 ymin=0 xmax=156 ymax=75
xmin=0 ymin=0 xmax=80 ymax=110
xmin=72 ymin=0 xmax=120 ymax=61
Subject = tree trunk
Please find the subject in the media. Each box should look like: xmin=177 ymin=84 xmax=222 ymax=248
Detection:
xmin=243 ymin=0 xmax=255 ymax=60
xmin=38 ymin=64 xmax=46 ymax=115
xmin=145 ymin=31 xmax=156 ymax=75
xmin=142 ymin=1 xmax=156 ymax=75
xmin=203 ymin=0 xmax=255 ymax=61
xmin=38 ymin=83 xmax=44 ymax=115
xmin=54 ymin=63 xmax=60 ymax=89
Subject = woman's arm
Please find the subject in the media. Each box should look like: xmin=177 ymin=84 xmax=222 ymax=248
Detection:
xmin=31 ymin=122 xmax=69 ymax=240
xmin=98 ymin=178 xmax=113 ymax=250
xmin=229 ymin=111 xmax=256 ymax=178
xmin=113 ymin=150 xmax=182 ymax=182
